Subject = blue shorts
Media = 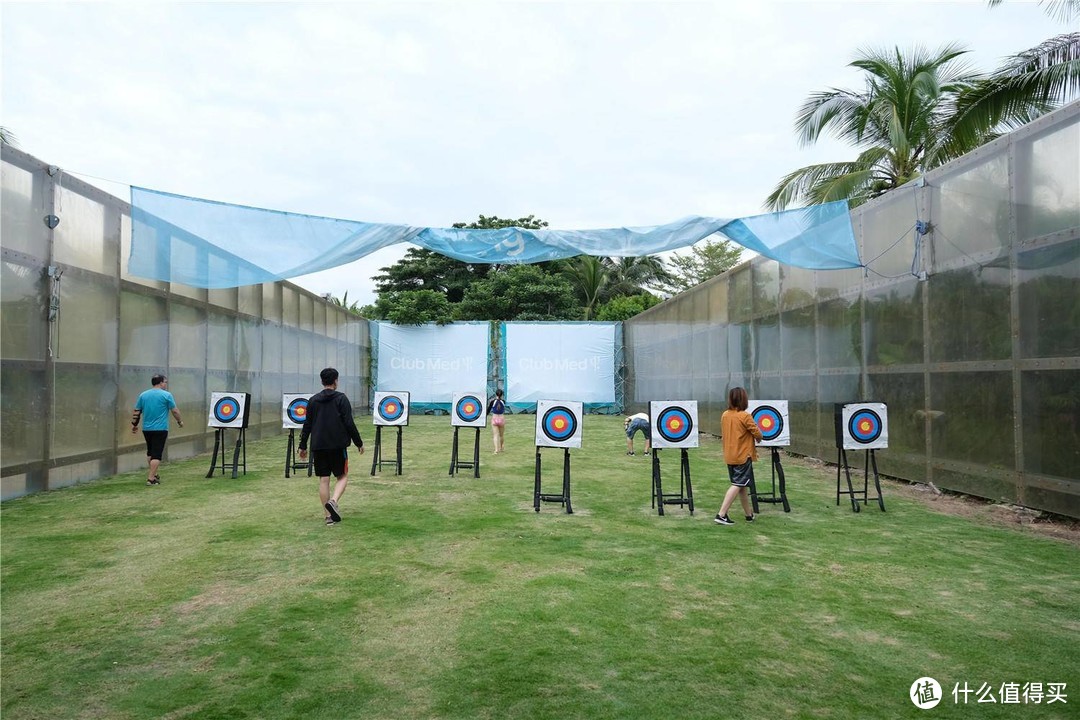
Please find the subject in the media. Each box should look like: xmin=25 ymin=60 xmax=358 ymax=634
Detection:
xmin=626 ymin=418 xmax=651 ymax=439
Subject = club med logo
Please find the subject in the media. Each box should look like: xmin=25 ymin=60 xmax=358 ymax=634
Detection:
xmin=390 ymin=357 xmax=473 ymax=371
xmin=911 ymin=677 xmax=943 ymax=709
xmin=518 ymin=357 xmax=602 ymax=371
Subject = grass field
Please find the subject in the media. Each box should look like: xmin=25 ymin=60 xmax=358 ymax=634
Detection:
xmin=2 ymin=414 xmax=1077 ymax=719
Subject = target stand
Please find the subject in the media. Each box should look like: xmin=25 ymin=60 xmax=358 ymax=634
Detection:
xmin=749 ymin=447 xmax=791 ymax=513
xmin=534 ymin=447 xmax=573 ymax=513
xmin=206 ymin=428 xmax=247 ymax=479
xmin=370 ymin=426 xmax=403 ymax=476
xmin=836 ymin=449 xmax=886 ymax=513
xmin=448 ymin=427 xmax=481 ymax=478
xmin=284 ymin=429 xmax=313 ymax=478
xmin=834 ymin=403 xmax=888 ymax=513
xmin=650 ymin=449 xmax=694 ymax=515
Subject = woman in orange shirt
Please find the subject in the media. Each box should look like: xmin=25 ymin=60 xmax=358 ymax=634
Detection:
xmin=716 ymin=387 xmax=763 ymax=525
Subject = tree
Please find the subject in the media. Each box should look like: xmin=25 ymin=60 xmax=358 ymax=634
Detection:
xmin=947 ymin=2 xmax=1079 ymax=154
xmin=658 ymin=238 xmax=743 ymax=294
xmin=372 ymin=247 xmax=486 ymax=304
xmin=326 ymin=290 xmax=364 ymax=316
xmin=455 ymin=264 xmax=579 ymax=321
xmin=766 ymin=45 xmax=987 ymax=210
xmin=363 ymin=290 xmax=454 ymax=325
xmin=600 ymin=256 xmax=672 ymax=301
xmin=0 ymin=127 xmax=15 ymax=146
xmin=595 ymin=292 xmax=663 ymax=321
xmin=560 ymin=256 xmax=608 ymax=319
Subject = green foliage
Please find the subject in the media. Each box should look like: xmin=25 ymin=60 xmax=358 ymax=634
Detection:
xmin=600 ymin=256 xmax=672 ymax=300
xmin=658 ymin=238 xmax=743 ymax=294
xmin=373 ymin=247 xmax=489 ymax=304
xmin=594 ymin=292 xmax=662 ymax=321
xmin=3 ymin=417 xmax=1078 ymax=719
xmin=559 ymin=256 xmax=608 ymax=319
xmin=451 ymin=214 xmax=549 ymax=231
xmin=455 ymin=264 xmax=579 ymax=321
xmin=365 ymin=289 xmax=455 ymax=325
xmin=325 ymin=290 xmax=365 ymax=316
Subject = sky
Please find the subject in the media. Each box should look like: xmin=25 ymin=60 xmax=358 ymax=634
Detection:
xmin=1 ymin=1 xmax=1069 ymax=305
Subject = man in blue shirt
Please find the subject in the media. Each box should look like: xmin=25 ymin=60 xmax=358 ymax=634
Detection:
xmin=131 ymin=374 xmax=183 ymax=486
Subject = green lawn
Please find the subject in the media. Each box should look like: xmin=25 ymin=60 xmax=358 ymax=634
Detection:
xmin=2 ymin=415 xmax=1077 ymax=719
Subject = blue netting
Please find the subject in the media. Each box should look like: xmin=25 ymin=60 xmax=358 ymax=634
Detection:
xmin=129 ymin=186 xmax=861 ymax=288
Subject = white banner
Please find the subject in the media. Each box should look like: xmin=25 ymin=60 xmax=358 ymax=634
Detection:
xmin=376 ymin=322 xmax=489 ymax=404
xmin=505 ymin=323 xmax=616 ymax=405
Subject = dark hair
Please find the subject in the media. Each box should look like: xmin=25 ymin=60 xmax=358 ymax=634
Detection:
xmin=728 ymin=386 xmax=749 ymax=412
xmin=320 ymin=368 xmax=339 ymax=386
xmin=495 ymin=388 xmax=504 ymax=398
xmin=151 ymin=374 xmax=166 ymax=386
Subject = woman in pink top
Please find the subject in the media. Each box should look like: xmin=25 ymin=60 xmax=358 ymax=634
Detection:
xmin=715 ymin=387 xmax=763 ymax=526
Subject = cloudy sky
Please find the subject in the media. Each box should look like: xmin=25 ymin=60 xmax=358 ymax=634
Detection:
xmin=1 ymin=1 xmax=1067 ymax=304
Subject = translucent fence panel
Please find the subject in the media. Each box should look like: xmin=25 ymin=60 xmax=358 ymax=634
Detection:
xmin=1 ymin=145 xmax=368 ymax=499
xmin=626 ymin=104 xmax=1079 ymax=519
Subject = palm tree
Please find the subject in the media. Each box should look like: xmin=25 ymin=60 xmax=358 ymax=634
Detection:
xmin=600 ymin=255 xmax=671 ymax=301
xmin=946 ymin=1 xmax=1079 ymax=154
xmin=560 ymin=256 xmax=608 ymax=320
xmin=766 ymin=44 xmax=985 ymax=210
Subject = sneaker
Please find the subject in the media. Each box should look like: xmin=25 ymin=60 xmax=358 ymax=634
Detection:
xmin=626 ymin=451 xmax=635 ymax=456
xmin=745 ymin=515 xmax=755 ymax=522
xmin=325 ymin=499 xmax=341 ymax=523
xmin=146 ymin=477 xmax=160 ymax=486
xmin=325 ymin=516 xmax=337 ymax=525
xmin=714 ymin=514 xmax=734 ymax=525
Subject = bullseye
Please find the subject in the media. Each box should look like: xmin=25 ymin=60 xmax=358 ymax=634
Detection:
xmin=214 ymin=398 xmax=239 ymax=422
xmin=657 ymin=406 xmax=693 ymax=443
xmin=541 ymin=406 xmax=577 ymax=442
xmin=286 ymin=398 xmax=308 ymax=425
xmin=378 ymin=395 xmax=405 ymax=421
xmin=751 ymin=405 xmax=785 ymax=442
xmin=848 ymin=409 xmax=882 ymax=444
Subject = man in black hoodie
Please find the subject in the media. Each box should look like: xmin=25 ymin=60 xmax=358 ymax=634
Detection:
xmin=298 ymin=368 xmax=365 ymax=525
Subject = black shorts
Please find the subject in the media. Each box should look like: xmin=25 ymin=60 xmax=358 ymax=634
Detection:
xmin=143 ymin=430 xmax=168 ymax=460
xmin=727 ymin=458 xmax=755 ymax=487
xmin=312 ymin=448 xmax=350 ymax=478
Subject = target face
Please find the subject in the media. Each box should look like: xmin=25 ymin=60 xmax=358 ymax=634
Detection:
xmin=452 ymin=392 xmax=487 ymax=428
xmin=748 ymin=400 xmax=790 ymax=447
xmin=649 ymin=401 xmax=699 ymax=449
xmin=374 ymin=391 xmax=410 ymax=426
xmin=534 ymin=400 xmax=583 ymax=448
xmin=840 ymin=403 xmax=888 ymax=449
xmin=208 ymin=392 xmax=251 ymax=428
xmin=282 ymin=393 xmax=310 ymax=429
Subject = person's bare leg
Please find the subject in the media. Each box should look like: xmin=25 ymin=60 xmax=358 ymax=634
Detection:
xmin=148 ymin=457 xmax=160 ymax=481
xmin=738 ymin=487 xmax=753 ymax=517
xmin=718 ymin=484 xmax=741 ymax=517
xmin=331 ymin=474 xmax=348 ymax=504
xmin=319 ymin=476 xmax=331 ymax=514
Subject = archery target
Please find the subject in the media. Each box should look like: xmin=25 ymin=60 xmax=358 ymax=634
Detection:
xmin=748 ymin=400 xmax=790 ymax=447
xmin=649 ymin=401 xmax=699 ymax=449
xmin=452 ymin=391 xmax=487 ymax=428
xmin=840 ymin=403 xmax=888 ymax=450
xmin=208 ymin=392 xmax=251 ymax=429
xmin=374 ymin=391 xmax=410 ymax=426
xmin=534 ymin=400 xmax=583 ymax=449
xmin=282 ymin=393 xmax=310 ymax=429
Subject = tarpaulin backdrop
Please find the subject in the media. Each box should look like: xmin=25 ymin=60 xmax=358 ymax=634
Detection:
xmin=128 ymin=187 xmax=863 ymax=288
xmin=502 ymin=322 xmax=619 ymax=412
xmin=373 ymin=322 xmax=490 ymax=411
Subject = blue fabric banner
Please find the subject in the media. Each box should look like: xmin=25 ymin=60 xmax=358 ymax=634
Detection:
xmin=129 ymin=186 xmax=862 ymax=288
